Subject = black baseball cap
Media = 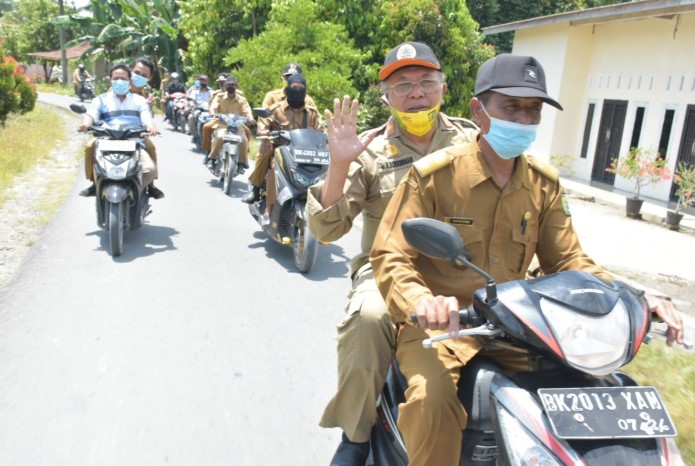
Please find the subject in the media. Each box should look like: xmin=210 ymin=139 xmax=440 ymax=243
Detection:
xmin=474 ymin=54 xmax=563 ymax=110
xmin=379 ymin=42 xmax=441 ymax=81
xmin=282 ymin=63 xmax=303 ymax=77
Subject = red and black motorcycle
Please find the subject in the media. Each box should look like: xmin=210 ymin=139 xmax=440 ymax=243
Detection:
xmin=369 ymin=218 xmax=684 ymax=466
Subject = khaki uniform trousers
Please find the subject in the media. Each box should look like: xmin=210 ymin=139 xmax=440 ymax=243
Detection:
xmin=396 ymin=325 xmax=529 ymax=466
xmin=202 ymin=120 xmax=217 ymax=153
xmin=209 ymin=126 xmax=249 ymax=165
xmin=319 ymin=264 xmax=395 ymax=443
xmin=84 ymin=136 xmax=158 ymax=186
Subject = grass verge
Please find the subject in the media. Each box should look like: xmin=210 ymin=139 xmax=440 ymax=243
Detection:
xmin=625 ymin=340 xmax=694 ymax=463
xmin=0 ymin=104 xmax=67 ymax=207
xmin=35 ymin=82 xmax=75 ymax=96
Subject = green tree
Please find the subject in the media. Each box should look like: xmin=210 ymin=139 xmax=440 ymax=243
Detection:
xmin=224 ymin=0 xmax=360 ymax=110
xmin=178 ymin=0 xmax=271 ymax=80
xmin=0 ymin=0 xmax=62 ymax=62
xmin=468 ymin=0 xmax=631 ymax=52
xmin=61 ymin=0 xmax=184 ymax=81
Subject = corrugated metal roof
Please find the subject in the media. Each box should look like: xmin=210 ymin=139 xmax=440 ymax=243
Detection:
xmin=26 ymin=43 xmax=92 ymax=61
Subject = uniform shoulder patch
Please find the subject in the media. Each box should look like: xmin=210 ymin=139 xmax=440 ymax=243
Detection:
xmin=527 ymin=155 xmax=559 ymax=183
xmin=413 ymin=149 xmax=453 ymax=177
xmin=445 ymin=115 xmax=479 ymax=131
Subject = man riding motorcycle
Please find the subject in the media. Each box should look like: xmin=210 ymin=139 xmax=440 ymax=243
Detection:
xmin=241 ymin=73 xmax=321 ymax=212
xmin=308 ymin=42 xmax=478 ymax=466
xmin=187 ymin=74 xmax=213 ymax=141
xmin=77 ymin=64 xmax=159 ymax=196
xmin=163 ymin=72 xmax=186 ymax=122
xmin=72 ymin=63 xmax=92 ymax=96
xmin=204 ymin=75 xmax=255 ymax=173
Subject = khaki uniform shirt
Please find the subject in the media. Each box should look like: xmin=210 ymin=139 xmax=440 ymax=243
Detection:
xmin=257 ymin=100 xmax=321 ymax=135
xmin=210 ymin=92 xmax=252 ymax=119
xmin=307 ymin=115 xmax=478 ymax=276
xmin=262 ymin=88 xmax=317 ymax=109
xmin=371 ymin=138 xmax=611 ymax=325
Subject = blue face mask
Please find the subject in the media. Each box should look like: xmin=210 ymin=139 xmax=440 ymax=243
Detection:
xmin=131 ymin=73 xmax=148 ymax=88
xmin=111 ymin=79 xmax=131 ymax=96
xmin=194 ymin=79 xmax=201 ymax=88
xmin=481 ymin=104 xmax=538 ymax=159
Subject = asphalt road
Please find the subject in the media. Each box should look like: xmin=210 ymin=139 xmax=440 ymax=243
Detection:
xmin=0 ymin=94 xmax=361 ymax=465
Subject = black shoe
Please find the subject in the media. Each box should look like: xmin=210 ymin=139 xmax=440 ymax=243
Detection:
xmin=240 ymin=162 xmax=249 ymax=169
xmin=241 ymin=186 xmax=261 ymax=204
xmin=329 ymin=433 xmax=370 ymax=466
xmin=237 ymin=163 xmax=246 ymax=174
xmin=148 ymin=185 xmax=165 ymax=200
xmin=206 ymin=159 xmax=216 ymax=170
xmin=203 ymin=155 xmax=210 ymax=165
xmin=79 ymin=183 xmax=96 ymax=197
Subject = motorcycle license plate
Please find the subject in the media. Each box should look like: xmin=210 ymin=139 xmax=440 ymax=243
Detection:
xmin=293 ymin=148 xmax=330 ymax=165
xmin=99 ymin=140 xmax=136 ymax=152
xmin=538 ymin=386 xmax=677 ymax=439
xmin=223 ymin=133 xmax=242 ymax=142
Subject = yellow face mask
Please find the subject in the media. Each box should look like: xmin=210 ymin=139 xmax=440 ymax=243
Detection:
xmin=391 ymin=104 xmax=441 ymax=137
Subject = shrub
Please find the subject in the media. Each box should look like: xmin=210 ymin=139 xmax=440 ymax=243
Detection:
xmin=0 ymin=40 xmax=38 ymax=125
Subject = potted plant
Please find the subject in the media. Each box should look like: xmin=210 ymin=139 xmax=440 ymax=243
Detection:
xmin=666 ymin=161 xmax=695 ymax=230
xmin=605 ymin=147 xmax=672 ymax=219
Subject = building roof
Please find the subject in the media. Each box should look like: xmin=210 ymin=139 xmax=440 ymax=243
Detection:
xmin=483 ymin=0 xmax=695 ymax=35
xmin=26 ymin=43 xmax=92 ymax=61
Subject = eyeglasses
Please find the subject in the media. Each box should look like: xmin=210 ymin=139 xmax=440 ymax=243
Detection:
xmin=387 ymin=78 xmax=443 ymax=96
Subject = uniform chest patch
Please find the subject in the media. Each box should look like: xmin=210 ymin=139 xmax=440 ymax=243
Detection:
xmin=378 ymin=156 xmax=413 ymax=173
xmin=385 ymin=144 xmax=399 ymax=158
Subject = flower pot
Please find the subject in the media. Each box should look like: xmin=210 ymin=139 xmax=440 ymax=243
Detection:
xmin=625 ymin=198 xmax=643 ymax=219
xmin=665 ymin=210 xmax=684 ymax=231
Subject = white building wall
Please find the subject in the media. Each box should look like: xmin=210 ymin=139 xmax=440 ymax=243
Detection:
xmin=510 ymin=11 xmax=695 ymax=202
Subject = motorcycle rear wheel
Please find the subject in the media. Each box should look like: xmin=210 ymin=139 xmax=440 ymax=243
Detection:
xmin=293 ymin=213 xmax=318 ymax=273
xmin=108 ymin=201 xmax=124 ymax=257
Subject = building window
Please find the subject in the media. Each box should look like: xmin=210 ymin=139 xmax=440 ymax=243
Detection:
xmin=580 ymin=103 xmax=596 ymax=159
xmin=630 ymin=107 xmax=645 ymax=150
xmin=658 ymin=109 xmax=675 ymax=159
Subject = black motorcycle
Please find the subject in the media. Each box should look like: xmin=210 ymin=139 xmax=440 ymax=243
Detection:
xmin=370 ymin=218 xmax=683 ymax=465
xmin=71 ymin=104 xmax=151 ymax=257
xmin=77 ymin=78 xmax=95 ymax=102
xmin=247 ymin=109 xmax=329 ymax=273
xmin=207 ymin=113 xmax=248 ymax=195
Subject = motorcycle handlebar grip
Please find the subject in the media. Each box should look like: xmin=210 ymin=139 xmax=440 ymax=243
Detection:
xmin=410 ymin=306 xmax=482 ymax=326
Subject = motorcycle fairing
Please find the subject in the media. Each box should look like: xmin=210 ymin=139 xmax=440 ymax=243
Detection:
xmin=473 ymin=271 xmax=650 ymax=366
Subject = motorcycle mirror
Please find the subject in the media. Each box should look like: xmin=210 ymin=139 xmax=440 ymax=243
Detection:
xmin=69 ymin=103 xmax=87 ymax=114
xmin=402 ymin=218 xmax=468 ymax=262
xmin=253 ymin=107 xmax=271 ymax=118
xmin=402 ymin=218 xmax=498 ymax=304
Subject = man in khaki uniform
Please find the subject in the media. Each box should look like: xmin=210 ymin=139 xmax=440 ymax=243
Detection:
xmin=242 ymin=73 xmax=321 ymax=210
xmin=72 ymin=64 xmax=92 ymax=95
xmin=370 ymin=54 xmax=685 ymax=466
xmin=309 ymin=42 xmax=477 ymax=466
xmin=204 ymin=76 xmax=254 ymax=172
xmin=261 ymin=62 xmax=317 ymax=109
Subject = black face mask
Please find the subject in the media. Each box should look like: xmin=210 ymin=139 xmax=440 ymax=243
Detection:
xmin=286 ymin=86 xmax=306 ymax=108
xmin=226 ymin=87 xmax=236 ymax=95
xmin=200 ymin=83 xmax=208 ymax=89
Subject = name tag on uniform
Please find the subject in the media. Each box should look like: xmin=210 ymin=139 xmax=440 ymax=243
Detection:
xmin=444 ymin=217 xmax=474 ymax=226
xmin=377 ymin=156 xmax=413 ymax=173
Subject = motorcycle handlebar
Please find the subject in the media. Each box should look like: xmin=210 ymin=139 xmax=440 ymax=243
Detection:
xmin=409 ymin=305 xmax=485 ymax=327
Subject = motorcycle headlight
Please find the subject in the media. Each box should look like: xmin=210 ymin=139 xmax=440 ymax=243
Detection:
xmin=97 ymin=151 xmax=139 ymax=180
xmin=541 ymin=297 xmax=630 ymax=376
xmin=290 ymin=169 xmax=321 ymax=189
xmin=497 ymin=406 xmax=563 ymax=466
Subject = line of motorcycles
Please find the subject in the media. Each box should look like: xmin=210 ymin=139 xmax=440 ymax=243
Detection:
xmin=73 ymin=96 xmax=330 ymax=273
xmin=69 ymin=100 xmax=688 ymax=464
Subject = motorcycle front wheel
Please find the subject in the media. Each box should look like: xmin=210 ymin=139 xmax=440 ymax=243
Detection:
xmin=108 ymin=201 xmax=124 ymax=257
xmin=223 ymin=151 xmax=237 ymax=195
xmin=177 ymin=113 xmax=187 ymax=134
xmin=293 ymin=211 xmax=318 ymax=273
